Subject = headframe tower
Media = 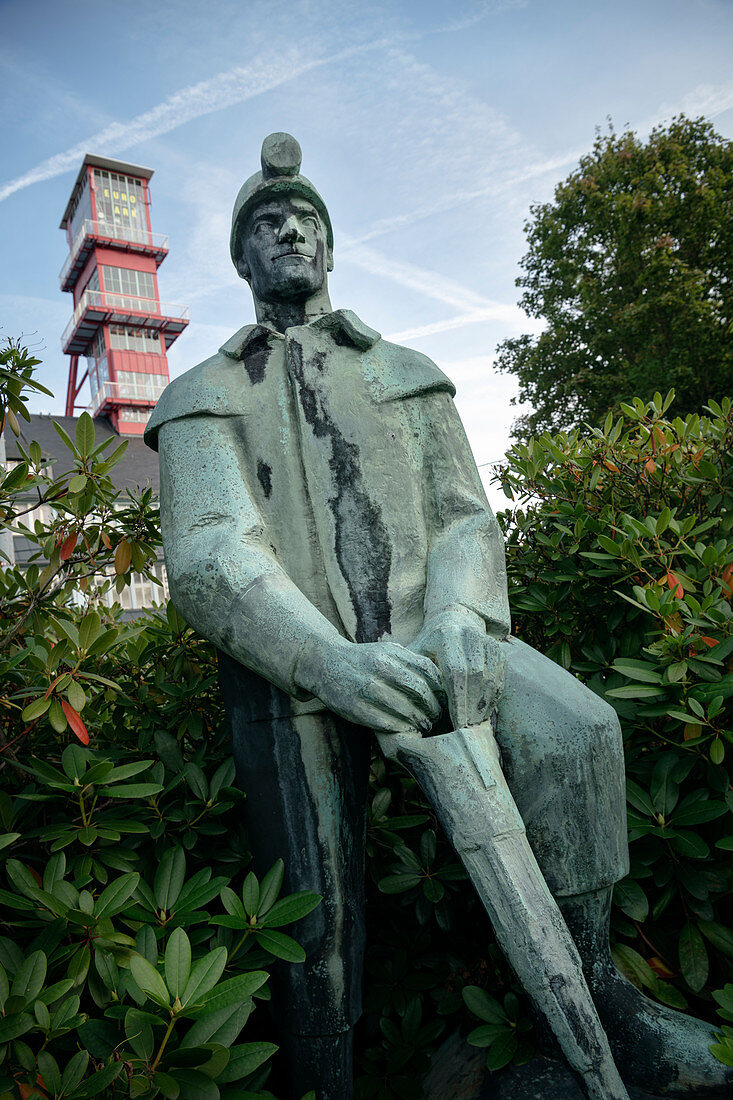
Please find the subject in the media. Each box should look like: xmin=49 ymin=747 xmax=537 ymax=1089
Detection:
xmin=59 ymin=154 xmax=188 ymax=435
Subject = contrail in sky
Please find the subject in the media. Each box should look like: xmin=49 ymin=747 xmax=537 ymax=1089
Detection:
xmin=0 ymin=2 xmax=515 ymax=206
xmin=0 ymin=38 xmax=392 ymax=205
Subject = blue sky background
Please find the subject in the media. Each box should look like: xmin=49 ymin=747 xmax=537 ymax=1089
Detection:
xmin=2 ymin=0 xmax=733 ymax=505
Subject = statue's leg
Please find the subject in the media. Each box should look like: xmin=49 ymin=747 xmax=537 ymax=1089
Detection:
xmin=225 ymin=695 xmax=370 ymax=1100
xmin=496 ymin=636 xmax=732 ymax=1096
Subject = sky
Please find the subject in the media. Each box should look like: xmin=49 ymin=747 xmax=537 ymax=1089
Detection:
xmin=2 ymin=0 xmax=733 ymax=508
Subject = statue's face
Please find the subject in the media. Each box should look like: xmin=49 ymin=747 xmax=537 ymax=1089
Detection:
xmin=238 ymin=195 xmax=333 ymax=302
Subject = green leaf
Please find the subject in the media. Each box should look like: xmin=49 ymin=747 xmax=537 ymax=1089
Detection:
xmin=699 ymin=922 xmax=733 ymax=959
xmin=260 ymin=891 xmax=321 ymax=928
xmin=68 ymin=473 xmax=87 ymax=494
xmin=184 ymin=763 xmax=208 ymax=801
xmin=484 ymin=1030 xmax=518 ymax=1071
xmin=130 ymin=954 xmax=170 ymax=1007
xmin=673 ymin=800 xmax=727 ymax=827
xmin=611 ymin=945 xmax=656 ymax=991
xmin=0 ymin=832 xmax=20 ymax=852
xmin=155 ymin=847 xmax=186 ymax=911
xmin=712 ymin=984 xmax=733 ymax=1016
xmin=218 ymin=1041 xmax=278 ymax=1083
xmin=165 ymin=928 xmax=192 ymax=1000
xmin=220 ymin=887 xmax=246 ymax=920
xmin=625 ymin=780 xmax=654 ymax=817
xmin=378 ymin=873 xmax=421 ymax=894
xmin=651 ymin=755 xmax=680 ymax=816
xmin=194 ymin=972 xmax=269 ymax=1016
xmin=37 ymin=1051 xmax=61 ymax=1096
xmin=180 ymin=947 xmax=228 ymax=1008
xmin=52 ymin=418 xmax=77 ymax=454
xmin=606 ymin=684 xmax=665 ymax=699
xmin=97 ymin=782 xmax=162 ymax=799
xmin=75 ymin=411 xmax=95 ymax=455
xmin=11 ymin=950 xmax=47 ymax=1003
xmin=257 ymin=859 xmax=284 ymax=915
xmin=154 ymin=1073 xmax=181 ymax=1099
xmin=168 ymin=1070 xmax=218 ymax=1100
xmin=670 ymin=831 xmax=710 ymax=859
xmin=77 ymin=610 xmax=102 ymax=651
xmin=613 ymin=879 xmax=649 ymax=921
xmin=103 ymin=760 xmax=155 ymax=783
xmin=0 ymin=1012 xmax=33 ymax=1043
xmin=254 ymin=929 xmax=305 ymax=963
xmin=21 ymin=697 xmax=50 ymax=722
xmin=95 ymin=872 xmax=140 ymax=918
xmin=62 ymin=1049 xmax=90 ymax=1093
xmin=73 ymin=1062 xmax=124 ymax=1098
xmin=180 ymin=1003 xmax=249 ymax=1050
xmin=242 ymin=871 xmax=259 ymax=917
xmin=467 ymin=1023 xmax=512 ymax=1047
xmin=709 ymin=1042 xmax=733 ymax=1068
xmin=462 ymin=986 xmax=507 ymax=1024
xmin=125 ymin=1008 xmax=156 ymax=1060
xmin=612 ymin=659 xmax=662 ymax=683
xmin=679 ymin=923 xmax=708 ymax=993
xmin=710 ymin=738 xmax=725 ymax=765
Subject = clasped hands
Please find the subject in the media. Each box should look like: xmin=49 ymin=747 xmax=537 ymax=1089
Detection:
xmin=294 ymin=606 xmax=507 ymax=735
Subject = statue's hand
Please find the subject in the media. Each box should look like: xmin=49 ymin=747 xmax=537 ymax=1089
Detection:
xmin=409 ymin=607 xmax=507 ymax=729
xmin=293 ymin=636 xmax=444 ymax=734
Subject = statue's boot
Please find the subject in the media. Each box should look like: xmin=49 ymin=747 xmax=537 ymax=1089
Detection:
xmin=280 ymin=1027 xmax=353 ymax=1100
xmin=560 ymin=887 xmax=733 ymax=1096
xmin=380 ymin=723 xmax=630 ymax=1100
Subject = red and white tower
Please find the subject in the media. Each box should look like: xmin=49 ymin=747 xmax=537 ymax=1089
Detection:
xmin=59 ymin=154 xmax=188 ymax=435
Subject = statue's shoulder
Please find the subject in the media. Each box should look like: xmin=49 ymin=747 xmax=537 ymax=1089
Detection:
xmin=144 ymin=326 xmax=254 ymax=452
xmin=368 ymin=336 xmax=456 ymax=404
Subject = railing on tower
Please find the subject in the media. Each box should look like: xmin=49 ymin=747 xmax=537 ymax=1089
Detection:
xmin=89 ymin=378 xmax=167 ymax=418
xmin=59 ymin=219 xmax=169 ymax=290
xmin=61 ymin=291 xmax=189 ymax=351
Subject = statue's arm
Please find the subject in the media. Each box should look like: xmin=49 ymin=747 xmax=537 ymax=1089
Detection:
xmin=421 ymin=392 xmax=510 ymax=639
xmin=158 ymin=414 xmax=346 ymax=698
xmin=409 ymin=391 xmax=510 ymax=728
xmin=158 ymin=415 xmax=443 ymax=733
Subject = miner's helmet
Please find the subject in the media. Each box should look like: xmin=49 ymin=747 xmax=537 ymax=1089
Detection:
xmin=230 ymin=132 xmax=334 ymax=272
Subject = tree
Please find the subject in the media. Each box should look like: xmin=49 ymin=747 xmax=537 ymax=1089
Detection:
xmin=496 ymin=116 xmax=733 ymax=440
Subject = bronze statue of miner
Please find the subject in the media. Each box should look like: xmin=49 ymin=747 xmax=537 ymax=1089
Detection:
xmin=146 ymin=133 xmax=731 ymax=1099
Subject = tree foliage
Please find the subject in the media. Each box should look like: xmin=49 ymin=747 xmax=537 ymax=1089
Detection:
xmin=496 ymin=116 xmax=733 ymax=440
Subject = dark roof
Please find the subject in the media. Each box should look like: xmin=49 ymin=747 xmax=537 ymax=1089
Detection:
xmin=9 ymin=415 xmax=159 ymax=494
xmin=60 ymin=154 xmax=154 ymax=229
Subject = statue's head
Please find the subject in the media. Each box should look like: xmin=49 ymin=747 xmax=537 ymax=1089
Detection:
xmin=230 ymin=133 xmax=334 ymax=306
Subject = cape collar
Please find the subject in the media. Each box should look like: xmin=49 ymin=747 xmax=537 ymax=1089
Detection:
xmin=219 ymin=309 xmax=381 ymax=361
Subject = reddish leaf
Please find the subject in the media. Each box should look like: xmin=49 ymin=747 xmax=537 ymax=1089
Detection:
xmin=700 ymin=636 xmax=718 ymax=648
xmin=665 ymin=571 xmax=684 ymax=598
xmin=26 ymin=865 xmax=43 ymax=888
xmin=645 ymin=458 xmax=656 ymax=476
xmin=721 ymin=564 xmax=733 ymax=598
xmin=114 ymin=539 xmax=132 ymax=575
xmin=648 ymin=956 xmax=675 ymax=979
xmin=60 ymin=700 xmax=89 ymax=745
xmin=59 ymin=531 xmax=77 ymax=561
xmin=101 ymin=531 xmax=112 ymax=550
